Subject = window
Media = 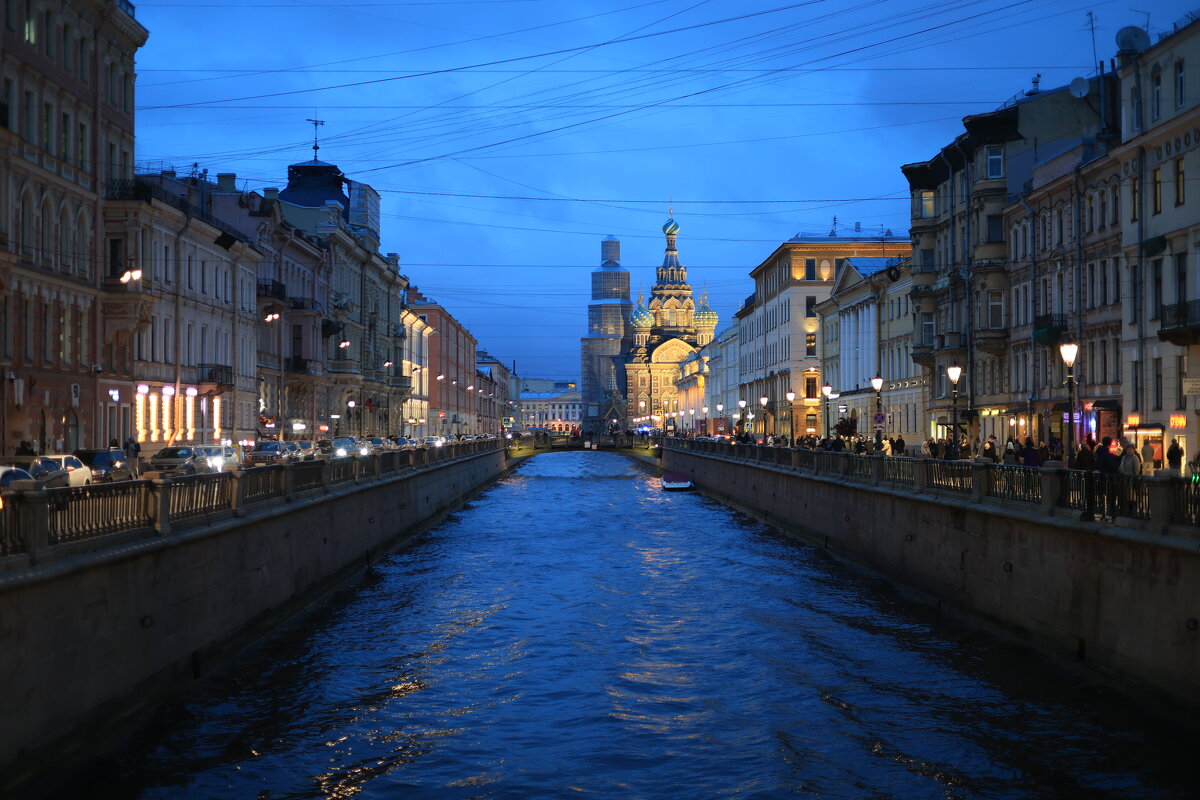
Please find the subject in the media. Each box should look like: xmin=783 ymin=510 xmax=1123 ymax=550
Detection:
xmin=23 ymin=0 xmax=34 ymax=44
xmin=1177 ymin=60 xmax=1186 ymax=108
xmin=1177 ymin=253 xmax=1188 ymax=306
xmin=919 ymin=190 xmax=934 ymax=218
xmin=1151 ymin=167 xmax=1162 ymax=214
xmin=986 ymin=146 xmax=1004 ymax=178
xmin=1130 ymin=176 xmax=1139 ymax=221
xmin=1130 ymin=86 xmax=1141 ymax=132
xmin=805 ymin=296 xmax=816 ymax=318
xmin=806 ymin=332 xmax=816 ymax=356
xmin=1099 ymin=190 xmax=1107 ymax=228
xmin=804 ymin=258 xmax=815 ymax=281
xmin=1175 ymin=158 xmax=1185 ymax=206
xmin=986 ymin=214 xmax=1003 ymax=243
xmin=59 ymin=112 xmax=68 ymax=159
xmin=0 ymin=79 xmax=9 ymax=130
xmin=1129 ymin=263 xmax=1140 ymax=324
xmin=1151 ymin=258 xmax=1163 ymax=319
xmin=61 ymin=26 xmax=69 ymax=69
xmin=77 ymin=122 xmax=86 ymax=168
xmin=1151 ymin=68 xmax=1162 ymax=119
xmin=42 ymin=10 xmax=51 ymax=57
xmin=804 ymin=376 xmax=818 ymax=398
xmin=1153 ymin=358 xmax=1163 ymax=410
xmin=1178 ymin=355 xmax=1188 ymax=410
xmin=988 ymin=291 xmax=1003 ymax=328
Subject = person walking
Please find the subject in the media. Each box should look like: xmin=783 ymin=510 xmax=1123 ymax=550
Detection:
xmin=1095 ymin=437 xmax=1121 ymax=521
xmin=1140 ymin=439 xmax=1156 ymax=475
xmin=1021 ymin=438 xmax=1041 ymax=467
xmin=1119 ymin=443 xmax=1143 ymax=517
xmin=123 ymin=436 xmax=142 ymax=477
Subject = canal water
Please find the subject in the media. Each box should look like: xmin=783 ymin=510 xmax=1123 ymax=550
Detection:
xmin=86 ymin=452 xmax=1196 ymax=799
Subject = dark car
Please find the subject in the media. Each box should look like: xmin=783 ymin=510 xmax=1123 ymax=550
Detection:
xmin=246 ymin=441 xmax=292 ymax=466
xmin=0 ymin=456 xmax=70 ymax=488
xmin=0 ymin=465 xmax=36 ymax=489
xmin=73 ymin=449 xmax=134 ymax=482
xmin=146 ymin=446 xmax=205 ymax=476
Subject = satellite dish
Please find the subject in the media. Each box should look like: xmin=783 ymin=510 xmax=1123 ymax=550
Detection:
xmin=1115 ymin=26 xmax=1152 ymax=53
xmin=1069 ymin=77 xmax=1090 ymax=98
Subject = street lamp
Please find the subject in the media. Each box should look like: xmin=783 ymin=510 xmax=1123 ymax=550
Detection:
xmin=871 ymin=376 xmax=884 ymax=453
xmin=759 ymin=395 xmax=768 ymax=441
xmin=785 ymin=390 xmax=795 ymax=442
xmin=821 ymin=385 xmax=833 ymax=439
xmin=1060 ymin=341 xmax=1079 ymax=469
xmin=689 ymin=408 xmax=695 ymax=432
xmin=947 ymin=365 xmax=962 ymax=459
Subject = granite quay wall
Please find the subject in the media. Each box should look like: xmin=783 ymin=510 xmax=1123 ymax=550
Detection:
xmin=0 ymin=442 xmax=508 ymax=792
xmin=664 ymin=440 xmax=1200 ymax=716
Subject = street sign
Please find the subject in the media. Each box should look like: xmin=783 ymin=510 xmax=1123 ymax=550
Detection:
xmin=1183 ymin=377 xmax=1200 ymax=396
xmin=872 ymin=411 xmax=886 ymax=427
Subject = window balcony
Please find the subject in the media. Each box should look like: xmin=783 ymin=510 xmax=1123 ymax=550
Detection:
xmin=975 ymin=328 xmax=1009 ymax=355
xmin=1159 ymin=300 xmax=1200 ymax=346
xmin=257 ymin=279 xmax=287 ymax=300
xmin=1032 ymin=313 xmax=1067 ymax=346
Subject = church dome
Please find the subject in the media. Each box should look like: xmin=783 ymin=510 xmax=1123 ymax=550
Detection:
xmin=629 ymin=298 xmax=654 ymax=328
xmin=662 ymin=217 xmax=680 ymax=236
xmin=695 ymin=295 xmax=718 ymax=328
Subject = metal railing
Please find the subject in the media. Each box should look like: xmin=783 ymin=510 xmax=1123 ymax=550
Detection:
xmin=928 ymin=460 xmax=972 ymax=493
xmin=167 ymin=473 xmax=235 ymax=524
xmin=847 ymin=454 xmax=874 ymax=482
xmin=1159 ymin=300 xmax=1200 ymax=332
xmin=0 ymin=441 xmax=505 ymax=560
xmin=1174 ymin=480 xmax=1200 ymax=525
xmin=881 ymin=458 xmax=915 ymax=488
xmin=986 ymin=464 xmax=1042 ymax=503
xmin=48 ymin=481 xmax=154 ymax=544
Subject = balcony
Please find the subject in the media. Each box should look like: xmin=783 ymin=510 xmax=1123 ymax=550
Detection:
xmin=975 ymin=328 xmax=1009 ymax=355
xmin=197 ymin=363 xmax=234 ymax=392
xmin=1159 ymin=301 xmax=1200 ymax=346
xmin=388 ymin=375 xmax=413 ymax=390
xmin=327 ymin=359 xmax=361 ymax=376
xmin=285 ymin=356 xmax=312 ymax=374
xmin=912 ymin=342 xmax=935 ymax=366
xmin=289 ymin=297 xmax=322 ymax=312
xmin=934 ymin=331 xmax=965 ymax=355
xmin=1033 ymin=313 xmax=1067 ymax=346
xmin=257 ymin=280 xmax=287 ymax=300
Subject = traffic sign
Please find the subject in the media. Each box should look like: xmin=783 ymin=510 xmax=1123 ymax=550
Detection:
xmin=872 ymin=411 xmax=886 ymax=428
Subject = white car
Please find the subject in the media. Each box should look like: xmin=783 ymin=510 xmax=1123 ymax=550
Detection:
xmin=40 ymin=454 xmax=93 ymax=487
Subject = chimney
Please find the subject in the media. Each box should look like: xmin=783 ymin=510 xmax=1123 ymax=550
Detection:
xmin=263 ymin=187 xmax=279 ymax=200
xmin=216 ymin=173 xmax=237 ymax=192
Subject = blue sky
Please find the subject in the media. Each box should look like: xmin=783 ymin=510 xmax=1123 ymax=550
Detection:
xmin=133 ymin=0 xmax=1185 ymax=379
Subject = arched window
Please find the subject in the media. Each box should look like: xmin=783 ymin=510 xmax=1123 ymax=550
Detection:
xmin=40 ymin=199 xmax=52 ymax=264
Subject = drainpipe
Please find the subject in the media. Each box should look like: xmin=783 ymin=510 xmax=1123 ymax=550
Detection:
xmin=1019 ymin=198 xmax=1040 ymax=440
xmin=955 ymin=138 xmax=975 ymax=440
xmin=171 ymin=216 xmax=193 ymax=447
xmin=1073 ymin=162 xmax=1086 ymax=445
xmin=1132 ymin=57 xmax=1147 ymax=428
xmin=938 ymin=150 xmax=956 ymax=435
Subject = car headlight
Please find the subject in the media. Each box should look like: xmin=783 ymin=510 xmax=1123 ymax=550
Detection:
xmin=208 ymin=457 xmax=223 ymax=469
xmin=336 ymin=448 xmax=347 ymax=457
xmin=359 ymin=447 xmax=369 ymax=456
xmin=434 ymin=440 xmax=444 ymax=447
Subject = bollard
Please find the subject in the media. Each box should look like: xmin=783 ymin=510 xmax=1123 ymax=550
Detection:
xmin=912 ymin=456 xmax=929 ymax=494
xmin=231 ymin=470 xmax=247 ymax=517
xmin=1146 ymin=475 xmax=1177 ymax=532
xmin=969 ymin=462 xmax=988 ymax=503
xmin=148 ymin=478 xmax=172 ymax=535
xmin=1039 ymin=463 xmax=1065 ymax=516
xmin=870 ymin=456 xmax=883 ymax=487
xmin=15 ymin=484 xmax=51 ymax=561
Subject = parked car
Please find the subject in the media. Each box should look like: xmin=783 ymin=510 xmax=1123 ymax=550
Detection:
xmin=246 ymin=441 xmax=292 ymax=466
xmin=0 ymin=456 xmax=70 ymax=488
xmin=40 ymin=454 xmax=93 ymax=487
xmin=198 ymin=445 xmax=242 ymax=473
xmin=146 ymin=446 xmax=207 ymax=476
xmin=293 ymin=441 xmax=317 ymax=461
xmin=422 ymin=436 xmax=445 ymax=448
xmin=0 ymin=465 xmax=36 ymax=489
xmin=328 ymin=437 xmax=361 ymax=458
xmin=73 ymin=449 xmax=134 ymax=483
xmin=364 ymin=437 xmax=394 ymax=453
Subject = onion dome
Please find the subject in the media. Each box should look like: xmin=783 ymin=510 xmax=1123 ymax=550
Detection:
xmin=695 ymin=293 xmax=718 ymax=328
xmin=629 ymin=294 xmax=654 ymax=328
xmin=662 ymin=217 xmax=680 ymax=236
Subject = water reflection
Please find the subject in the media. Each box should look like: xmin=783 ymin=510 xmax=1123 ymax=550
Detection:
xmin=71 ymin=452 xmax=1197 ymax=799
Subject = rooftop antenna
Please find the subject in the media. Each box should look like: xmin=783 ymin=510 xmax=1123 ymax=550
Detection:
xmin=1085 ymin=11 xmax=1099 ymax=69
xmin=306 ymin=116 xmax=325 ymax=159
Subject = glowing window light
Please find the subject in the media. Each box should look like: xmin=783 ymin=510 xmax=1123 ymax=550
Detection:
xmin=135 ymin=392 xmax=147 ymax=443
xmin=149 ymin=392 xmax=160 ymax=442
xmin=162 ymin=391 xmax=172 ymax=442
xmin=185 ymin=395 xmax=196 ymax=441
xmin=212 ymin=396 xmax=222 ymax=441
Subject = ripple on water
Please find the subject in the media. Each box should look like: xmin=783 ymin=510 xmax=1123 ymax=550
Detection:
xmin=63 ymin=451 xmax=1200 ymax=800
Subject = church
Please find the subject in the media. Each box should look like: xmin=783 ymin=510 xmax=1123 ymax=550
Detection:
xmin=623 ymin=216 xmax=718 ymax=430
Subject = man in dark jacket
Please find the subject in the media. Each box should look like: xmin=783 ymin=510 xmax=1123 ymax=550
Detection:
xmin=1094 ymin=437 xmax=1120 ymax=520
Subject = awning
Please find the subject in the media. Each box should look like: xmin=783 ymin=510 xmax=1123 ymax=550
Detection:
xmin=1124 ymin=423 xmax=1165 ymax=431
xmin=1090 ymin=399 xmax=1122 ymax=411
xmin=1050 ymin=401 xmax=1071 ymax=412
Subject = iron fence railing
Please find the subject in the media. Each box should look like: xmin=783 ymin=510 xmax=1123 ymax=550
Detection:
xmin=167 ymin=473 xmax=235 ymax=524
xmin=986 ymin=464 xmax=1042 ymax=504
xmin=0 ymin=443 xmax=506 ymax=559
xmin=48 ymin=481 xmax=154 ymax=544
xmin=1174 ymin=480 xmax=1200 ymax=525
xmin=881 ymin=458 xmax=916 ymax=488
xmin=847 ymin=454 xmax=874 ymax=482
xmin=928 ymin=460 xmax=972 ymax=493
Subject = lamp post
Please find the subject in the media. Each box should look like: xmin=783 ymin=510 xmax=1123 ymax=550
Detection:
xmin=871 ymin=376 xmax=884 ymax=453
xmin=785 ymin=390 xmax=795 ymax=443
xmin=1060 ymin=341 xmax=1079 ymax=468
xmin=738 ymin=399 xmax=747 ymax=437
xmin=716 ymin=403 xmax=723 ymax=436
xmin=821 ymin=385 xmax=833 ymax=439
xmin=947 ymin=365 xmax=962 ymax=459
xmin=759 ymin=395 xmax=768 ymax=442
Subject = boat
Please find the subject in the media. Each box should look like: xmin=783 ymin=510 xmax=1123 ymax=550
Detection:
xmin=661 ymin=471 xmax=693 ymax=491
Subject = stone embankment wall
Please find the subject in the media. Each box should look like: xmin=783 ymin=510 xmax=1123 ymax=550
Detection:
xmin=664 ymin=446 xmax=1200 ymax=716
xmin=0 ymin=448 xmax=508 ymax=792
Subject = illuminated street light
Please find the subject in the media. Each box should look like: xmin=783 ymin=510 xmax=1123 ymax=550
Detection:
xmin=947 ymin=365 xmax=963 ymax=459
xmin=871 ymin=376 xmax=884 ymax=452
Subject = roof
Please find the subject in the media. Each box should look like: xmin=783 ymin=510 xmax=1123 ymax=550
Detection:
xmin=844 ymin=256 xmax=904 ymax=277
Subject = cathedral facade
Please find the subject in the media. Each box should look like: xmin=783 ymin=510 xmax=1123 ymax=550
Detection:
xmin=623 ymin=217 xmax=718 ymax=430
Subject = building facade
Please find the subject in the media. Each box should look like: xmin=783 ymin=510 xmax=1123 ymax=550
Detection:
xmin=408 ymin=286 xmax=478 ymax=437
xmin=737 ymin=229 xmax=909 ymax=441
xmin=0 ymin=0 xmax=147 ymax=453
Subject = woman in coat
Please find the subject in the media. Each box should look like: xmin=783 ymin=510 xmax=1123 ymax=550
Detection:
xmin=1021 ymin=438 xmax=1041 ymax=467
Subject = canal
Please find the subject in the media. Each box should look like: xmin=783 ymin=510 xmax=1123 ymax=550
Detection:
xmin=74 ymin=452 xmax=1197 ymax=799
